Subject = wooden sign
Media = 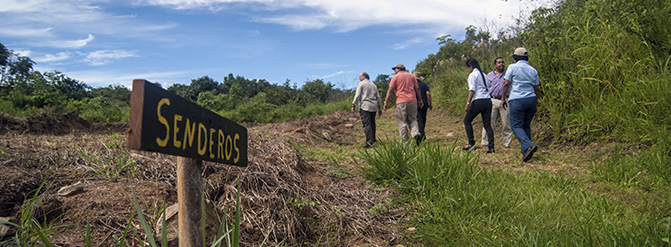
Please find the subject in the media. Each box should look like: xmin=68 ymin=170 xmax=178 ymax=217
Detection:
xmin=128 ymin=79 xmax=248 ymax=167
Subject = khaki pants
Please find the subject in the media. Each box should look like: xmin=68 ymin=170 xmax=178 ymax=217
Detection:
xmin=481 ymin=98 xmax=513 ymax=147
xmin=395 ymin=102 xmax=420 ymax=141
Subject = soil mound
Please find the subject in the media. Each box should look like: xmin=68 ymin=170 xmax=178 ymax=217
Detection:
xmin=0 ymin=112 xmax=127 ymax=135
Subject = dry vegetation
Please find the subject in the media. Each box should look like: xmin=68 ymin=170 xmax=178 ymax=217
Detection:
xmin=0 ymin=111 xmax=408 ymax=246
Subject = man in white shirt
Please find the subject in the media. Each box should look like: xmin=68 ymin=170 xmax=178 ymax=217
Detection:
xmin=352 ymin=72 xmax=382 ymax=148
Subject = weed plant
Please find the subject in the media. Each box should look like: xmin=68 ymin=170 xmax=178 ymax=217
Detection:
xmin=0 ymin=174 xmax=65 ymax=247
xmin=358 ymin=141 xmax=670 ymax=246
xmin=77 ymin=146 xmax=137 ymax=180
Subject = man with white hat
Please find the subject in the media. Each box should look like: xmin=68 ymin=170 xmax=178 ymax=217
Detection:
xmin=502 ymin=47 xmax=541 ymax=162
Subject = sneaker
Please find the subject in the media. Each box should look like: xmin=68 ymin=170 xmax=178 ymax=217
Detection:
xmin=523 ymin=145 xmax=538 ymax=162
xmin=462 ymin=145 xmax=477 ymax=151
xmin=486 ymin=147 xmax=495 ymax=153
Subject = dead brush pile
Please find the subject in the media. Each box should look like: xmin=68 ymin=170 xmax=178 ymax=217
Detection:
xmin=206 ymin=112 xmax=406 ymax=246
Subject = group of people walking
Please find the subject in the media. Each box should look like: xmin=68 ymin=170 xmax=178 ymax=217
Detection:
xmin=351 ymin=47 xmax=540 ymax=162
xmin=351 ymin=63 xmax=432 ymax=148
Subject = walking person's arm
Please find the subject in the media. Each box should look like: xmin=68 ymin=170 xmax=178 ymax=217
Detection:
xmin=501 ymin=79 xmax=511 ymax=109
xmin=376 ymin=91 xmax=383 ymax=117
xmin=384 ymin=87 xmax=394 ymax=111
xmin=414 ymin=82 xmax=424 ymax=109
xmin=426 ymin=91 xmax=433 ymax=110
xmin=352 ymin=84 xmax=362 ymax=112
xmin=465 ymin=90 xmax=474 ymax=112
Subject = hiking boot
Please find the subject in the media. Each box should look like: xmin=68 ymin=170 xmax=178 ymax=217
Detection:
xmin=523 ymin=145 xmax=538 ymax=162
xmin=462 ymin=145 xmax=477 ymax=151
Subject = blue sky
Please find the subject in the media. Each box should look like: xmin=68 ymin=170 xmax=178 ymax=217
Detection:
xmin=0 ymin=0 xmax=551 ymax=89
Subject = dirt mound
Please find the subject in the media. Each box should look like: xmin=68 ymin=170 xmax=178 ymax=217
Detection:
xmin=0 ymin=112 xmax=127 ymax=135
xmin=0 ymin=110 xmax=404 ymax=246
xmin=268 ymin=110 xmax=360 ymax=146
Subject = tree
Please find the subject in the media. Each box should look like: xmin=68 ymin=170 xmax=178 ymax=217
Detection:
xmin=0 ymin=43 xmax=35 ymax=85
xmin=0 ymin=43 xmax=9 ymax=67
xmin=301 ymin=79 xmax=334 ymax=103
xmin=373 ymin=74 xmax=392 ymax=105
xmin=89 ymin=85 xmax=131 ymax=104
xmin=44 ymin=71 xmax=90 ymax=101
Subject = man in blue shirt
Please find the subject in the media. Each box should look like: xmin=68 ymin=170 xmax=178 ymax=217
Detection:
xmin=502 ymin=48 xmax=541 ymax=162
xmin=481 ymin=57 xmax=513 ymax=148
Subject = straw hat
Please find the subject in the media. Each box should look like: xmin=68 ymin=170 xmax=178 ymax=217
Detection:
xmin=413 ymin=71 xmax=424 ymax=81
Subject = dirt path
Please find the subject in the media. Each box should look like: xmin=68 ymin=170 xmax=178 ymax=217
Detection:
xmin=361 ymin=106 xmax=586 ymax=175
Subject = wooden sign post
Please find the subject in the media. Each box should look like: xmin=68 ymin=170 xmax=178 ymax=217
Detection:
xmin=127 ymin=79 xmax=248 ymax=246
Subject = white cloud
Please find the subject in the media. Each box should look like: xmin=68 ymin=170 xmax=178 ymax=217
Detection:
xmin=139 ymin=0 xmax=553 ymax=34
xmin=13 ymin=49 xmax=32 ymax=57
xmin=314 ymin=70 xmax=346 ymax=80
xmin=391 ymin=37 xmax=424 ymax=50
xmin=34 ymin=52 xmax=71 ymax=63
xmin=83 ymin=50 xmax=138 ymax=66
xmin=41 ymin=34 xmax=95 ymax=49
xmin=1 ymin=0 xmax=177 ymax=42
xmin=58 ymin=68 xmax=192 ymax=88
xmin=0 ymin=26 xmax=53 ymax=37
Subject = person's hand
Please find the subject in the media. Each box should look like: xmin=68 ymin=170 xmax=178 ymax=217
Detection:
xmin=351 ymin=105 xmax=355 ymax=113
xmin=501 ymin=100 xmax=508 ymax=110
xmin=428 ymin=105 xmax=433 ymax=110
xmin=465 ymin=103 xmax=470 ymax=112
xmin=383 ymin=102 xmax=388 ymax=111
xmin=418 ymin=100 xmax=424 ymax=109
xmin=377 ymin=110 xmax=382 ymax=118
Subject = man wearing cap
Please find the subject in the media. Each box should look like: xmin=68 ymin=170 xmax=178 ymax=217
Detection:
xmin=502 ymin=48 xmax=541 ymax=162
xmin=352 ymin=72 xmax=382 ymax=148
xmin=414 ymin=71 xmax=432 ymax=143
xmin=481 ymin=57 xmax=513 ymax=148
xmin=384 ymin=63 xmax=424 ymax=143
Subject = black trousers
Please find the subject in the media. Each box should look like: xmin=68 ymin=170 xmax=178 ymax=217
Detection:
xmin=417 ymin=107 xmax=428 ymax=141
xmin=464 ymin=99 xmax=494 ymax=148
xmin=360 ymin=110 xmax=377 ymax=146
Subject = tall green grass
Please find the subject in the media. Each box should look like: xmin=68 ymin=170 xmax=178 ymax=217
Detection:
xmin=358 ymin=141 xmax=670 ymax=246
xmin=521 ymin=0 xmax=671 ymax=144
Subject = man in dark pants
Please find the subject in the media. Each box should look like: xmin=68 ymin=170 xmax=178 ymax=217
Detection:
xmin=352 ymin=72 xmax=382 ymax=148
xmin=413 ymin=71 xmax=432 ymax=143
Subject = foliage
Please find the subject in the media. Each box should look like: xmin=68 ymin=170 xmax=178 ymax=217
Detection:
xmin=0 ymin=44 xmax=351 ymax=124
xmin=416 ymin=0 xmax=671 ymax=147
xmin=358 ymin=141 xmax=670 ymax=246
xmin=519 ymin=0 xmax=671 ymax=144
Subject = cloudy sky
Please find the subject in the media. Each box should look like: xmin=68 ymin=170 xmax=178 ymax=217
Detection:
xmin=0 ymin=0 xmax=551 ymax=89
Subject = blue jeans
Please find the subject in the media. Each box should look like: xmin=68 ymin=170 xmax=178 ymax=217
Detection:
xmin=509 ymin=97 xmax=537 ymax=154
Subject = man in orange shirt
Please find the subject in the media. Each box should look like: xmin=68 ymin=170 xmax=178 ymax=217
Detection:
xmin=384 ymin=63 xmax=424 ymax=143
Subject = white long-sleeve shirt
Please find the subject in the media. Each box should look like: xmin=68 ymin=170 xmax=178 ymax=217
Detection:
xmin=352 ymin=79 xmax=382 ymax=112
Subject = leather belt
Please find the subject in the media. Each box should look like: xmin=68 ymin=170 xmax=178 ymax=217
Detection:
xmin=492 ymin=96 xmax=502 ymax=100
